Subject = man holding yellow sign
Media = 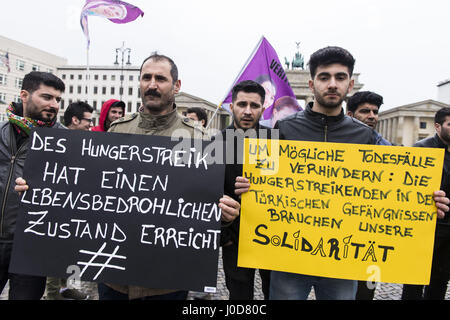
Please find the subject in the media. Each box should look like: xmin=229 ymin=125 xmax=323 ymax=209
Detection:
xmin=235 ymin=46 xmax=449 ymax=300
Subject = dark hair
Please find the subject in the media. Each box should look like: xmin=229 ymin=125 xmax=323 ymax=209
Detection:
xmin=308 ymin=46 xmax=355 ymax=78
xmin=110 ymin=100 xmax=126 ymax=112
xmin=435 ymin=107 xmax=450 ymax=125
xmin=64 ymin=101 xmax=94 ymax=126
xmin=140 ymin=52 xmax=179 ymax=83
xmin=347 ymin=91 xmax=384 ymax=113
xmin=22 ymin=71 xmax=65 ymax=94
xmin=187 ymin=107 xmax=208 ymax=128
xmin=231 ymin=80 xmax=266 ymax=105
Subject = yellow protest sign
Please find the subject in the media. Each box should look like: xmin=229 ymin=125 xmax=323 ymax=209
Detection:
xmin=238 ymin=138 xmax=444 ymax=285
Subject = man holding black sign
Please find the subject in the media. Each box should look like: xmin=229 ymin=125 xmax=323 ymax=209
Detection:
xmin=234 ymin=46 xmax=450 ymax=300
xmin=101 ymin=53 xmax=240 ymax=300
xmin=15 ymin=54 xmax=240 ymax=300
xmin=0 ymin=72 xmax=65 ymax=300
xmin=64 ymin=101 xmax=94 ymax=131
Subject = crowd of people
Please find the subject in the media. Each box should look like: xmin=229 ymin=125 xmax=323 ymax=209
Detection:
xmin=0 ymin=46 xmax=448 ymax=300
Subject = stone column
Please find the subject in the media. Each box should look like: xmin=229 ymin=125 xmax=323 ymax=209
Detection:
xmin=392 ymin=117 xmax=398 ymax=144
xmin=413 ymin=116 xmax=420 ymax=145
xmin=391 ymin=118 xmax=396 ymax=142
xmin=378 ymin=119 xmax=384 ymax=137
xmin=397 ymin=116 xmax=404 ymax=145
xmin=386 ymin=118 xmax=391 ymax=142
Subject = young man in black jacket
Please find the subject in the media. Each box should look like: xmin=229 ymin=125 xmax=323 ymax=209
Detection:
xmin=220 ymin=80 xmax=272 ymax=300
xmin=271 ymin=46 xmax=371 ymax=300
xmin=402 ymin=107 xmax=450 ymax=300
xmin=234 ymin=47 xmax=450 ymax=300
xmin=0 ymin=72 xmax=65 ymax=300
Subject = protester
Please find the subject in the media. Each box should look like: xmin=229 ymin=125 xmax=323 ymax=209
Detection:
xmin=186 ymin=107 xmax=208 ymax=128
xmin=14 ymin=55 xmax=241 ymax=300
xmin=219 ymin=80 xmax=271 ymax=300
xmin=45 ymin=101 xmax=94 ymax=300
xmin=347 ymin=91 xmax=391 ymax=145
xmin=233 ymin=46 xmax=450 ymax=300
xmin=0 ymin=71 xmax=65 ymax=300
xmin=402 ymin=107 xmax=450 ymax=300
xmin=91 ymin=99 xmax=125 ymax=132
xmin=64 ymin=101 xmax=94 ymax=131
xmin=53 ymin=53 xmax=239 ymax=300
xmin=15 ymin=54 xmax=241 ymax=301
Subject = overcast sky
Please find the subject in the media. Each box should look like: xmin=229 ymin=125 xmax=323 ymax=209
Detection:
xmin=1 ymin=0 xmax=449 ymax=110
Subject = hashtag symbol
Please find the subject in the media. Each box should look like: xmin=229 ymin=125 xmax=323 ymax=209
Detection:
xmin=77 ymin=242 xmax=127 ymax=280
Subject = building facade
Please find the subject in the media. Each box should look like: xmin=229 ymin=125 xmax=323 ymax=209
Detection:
xmin=0 ymin=35 xmax=230 ymax=130
xmin=0 ymin=35 xmax=67 ymax=121
xmin=56 ymin=65 xmax=142 ymax=126
xmin=56 ymin=65 xmax=229 ymax=129
xmin=378 ymin=100 xmax=450 ymax=146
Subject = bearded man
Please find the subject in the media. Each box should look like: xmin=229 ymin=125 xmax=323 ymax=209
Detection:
xmin=0 ymin=71 xmax=65 ymax=300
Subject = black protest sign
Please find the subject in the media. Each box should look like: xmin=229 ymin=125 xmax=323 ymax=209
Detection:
xmin=9 ymin=128 xmax=224 ymax=293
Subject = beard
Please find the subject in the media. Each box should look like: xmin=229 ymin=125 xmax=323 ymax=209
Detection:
xmin=439 ymin=128 xmax=450 ymax=145
xmin=235 ymin=117 xmax=257 ymax=130
xmin=313 ymin=87 xmax=347 ymax=110
xmin=25 ymin=100 xmax=57 ymax=123
xmin=233 ymin=111 xmax=263 ymax=131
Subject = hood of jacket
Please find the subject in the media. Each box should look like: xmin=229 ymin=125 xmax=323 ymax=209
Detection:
xmin=92 ymin=99 xmax=125 ymax=132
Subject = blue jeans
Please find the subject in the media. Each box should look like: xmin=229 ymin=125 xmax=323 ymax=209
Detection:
xmin=0 ymin=242 xmax=46 ymax=300
xmin=270 ymin=271 xmax=357 ymax=300
xmin=98 ymin=283 xmax=188 ymax=300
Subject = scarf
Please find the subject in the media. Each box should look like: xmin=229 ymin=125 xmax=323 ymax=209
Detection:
xmin=7 ymin=103 xmax=56 ymax=136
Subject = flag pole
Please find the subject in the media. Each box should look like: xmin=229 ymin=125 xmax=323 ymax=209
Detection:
xmin=206 ymin=35 xmax=265 ymax=131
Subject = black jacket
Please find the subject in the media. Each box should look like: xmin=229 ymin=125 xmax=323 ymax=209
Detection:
xmin=0 ymin=103 xmax=65 ymax=242
xmin=275 ymin=102 xmax=376 ymax=144
xmin=220 ymin=123 xmax=272 ymax=245
xmin=414 ymin=134 xmax=450 ymax=234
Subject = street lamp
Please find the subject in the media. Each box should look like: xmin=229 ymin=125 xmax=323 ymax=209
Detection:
xmin=114 ymin=42 xmax=132 ymax=101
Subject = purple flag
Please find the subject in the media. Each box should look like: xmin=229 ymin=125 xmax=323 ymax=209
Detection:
xmin=80 ymin=0 xmax=144 ymax=48
xmin=221 ymin=37 xmax=301 ymax=128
